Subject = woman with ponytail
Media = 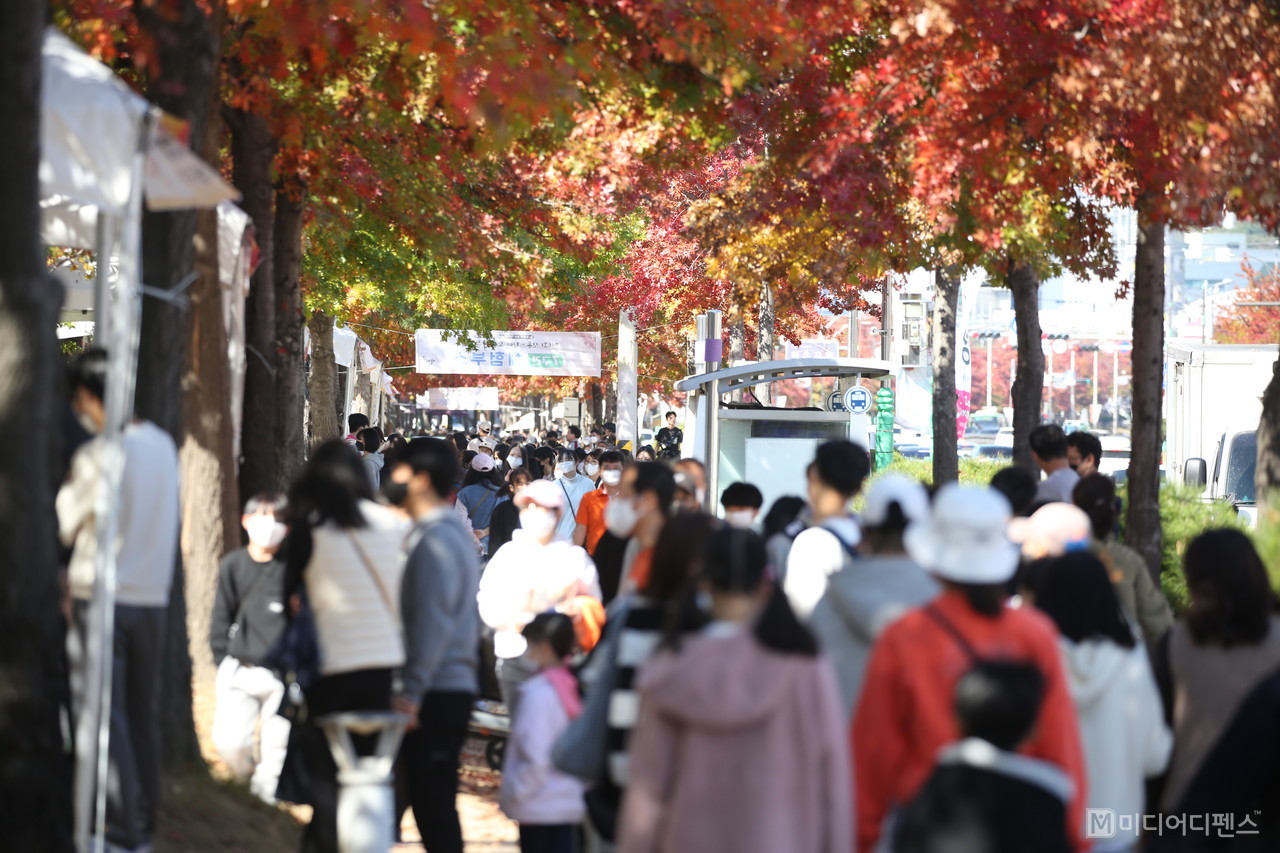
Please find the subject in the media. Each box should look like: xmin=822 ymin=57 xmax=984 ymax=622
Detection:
xmin=617 ymin=528 xmax=851 ymax=853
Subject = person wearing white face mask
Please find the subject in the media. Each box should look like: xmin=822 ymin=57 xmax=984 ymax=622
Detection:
xmin=579 ymin=452 xmax=602 ymax=483
xmin=720 ymin=481 xmax=764 ymax=530
xmin=479 ymin=479 xmax=601 ymax=716
xmin=573 ymin=450 xmax=625 ymax=556
xmin=553 ymin=448 xmax=595 ymax=542
xmin=607 ymin=462 xmax=677 ymax=597
xmin=210 ymin=494 xmax=293 ymax=804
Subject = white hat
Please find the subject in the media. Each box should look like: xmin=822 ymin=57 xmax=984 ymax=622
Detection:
xmin=905 ymin=484 xmax=1019 ymax=584
xmin=471 ymin=453 xmax=496 ymax=472
xmin=862 ymin=473 xmax=930 ymax=528
xmin=514 ymin=478 xmax=564 ymax=510
xmin=477 ymin=420 xmax=492 ymax=433
xmin=1007 ymin=503 xmax=1093 ymax=560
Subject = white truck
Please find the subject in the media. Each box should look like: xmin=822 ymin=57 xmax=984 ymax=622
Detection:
xmin=1166 ymin=343 xmax=1277 ymax=524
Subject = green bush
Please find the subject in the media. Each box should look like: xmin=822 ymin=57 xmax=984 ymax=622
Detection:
xmin=1247 ymin=499 xmax=1280 ymax=594
xmin=874 ymin=454 xmax=1003 ymax=487
xmin=1143 ymin=486 xmax=1247 ymax=614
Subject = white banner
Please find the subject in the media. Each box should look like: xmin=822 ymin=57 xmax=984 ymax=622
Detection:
xmin=417 ymin=387 xmax=501 ymax=410
xmin=415 ymin=329 xmax=601 ymax=377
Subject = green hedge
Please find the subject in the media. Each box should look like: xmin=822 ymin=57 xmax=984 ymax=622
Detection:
xmin=1152 ymin=486 xmax=1247 ymax=614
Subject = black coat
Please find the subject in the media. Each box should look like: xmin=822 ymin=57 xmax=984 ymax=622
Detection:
xmin=1149 ymin=666 xmax=1280 ymax=852
xmin=894 ymin=749 xmax=1072 ymax=853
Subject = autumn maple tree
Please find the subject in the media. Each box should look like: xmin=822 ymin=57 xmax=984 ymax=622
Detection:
xmin=1217 ymin=266 xmax=1280 ymax=344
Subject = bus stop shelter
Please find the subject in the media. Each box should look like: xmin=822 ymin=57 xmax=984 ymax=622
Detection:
xmin=674 ymin=357 xmax=893 ymax=515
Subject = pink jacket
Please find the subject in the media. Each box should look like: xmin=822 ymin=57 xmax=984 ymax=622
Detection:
xmin=617 ymin=627 xmax=852 ymax=853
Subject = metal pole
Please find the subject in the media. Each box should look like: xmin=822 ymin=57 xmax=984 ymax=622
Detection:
xmin=1009 ymin=351 xmax=1016 ymax=408
xmin=1113 ymin=348 xmax=1119 ymax=412
xmin=881 ymin=281 xmax=893 ymax=362
xmin=1069 ymin=346 xmax=1076 ymax=419
xmin=985 ymin=337 xmax=993 ymax=409
xmin=1203 ymin=282 xmax=1209 ymax=343
xmin=1046 ymin=347 xmax=1054 ymax=421
xmin=1092 ymin=349 xmax=1099 ymax=408
xmin=704 ymin=310 xmax=722 ymax=513
xmin=707 ymin=377 xmax=721 ymax=514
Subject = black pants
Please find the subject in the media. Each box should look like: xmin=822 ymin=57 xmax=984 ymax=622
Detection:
xmin=294 ymin=668 xmax=394 ymax=853
xmin=398 ymin=690 xmax=473 ymax=853
xmin=69 ymin=601 xmax=166 ymax=850
xmin=520 ymin=824 xmax=578 ymax=853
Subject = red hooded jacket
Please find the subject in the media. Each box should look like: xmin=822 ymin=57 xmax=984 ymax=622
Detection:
xmin=852 ymin=589 xmax=1088 ymax=853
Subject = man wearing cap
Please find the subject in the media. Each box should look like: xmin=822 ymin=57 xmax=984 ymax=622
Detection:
xmin=467 ymin=420 xmax=498 ymax=454
xmin=809 ymin=474 xmax=939 ymax=716
xmin=478 ymin=479 xmax=601 ymax=716
xmin=852 ymin=484 xmax=1088 ymax=853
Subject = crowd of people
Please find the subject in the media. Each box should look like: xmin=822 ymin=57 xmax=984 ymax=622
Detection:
xmin=56 ymin=347 xmax=1280 ymax=853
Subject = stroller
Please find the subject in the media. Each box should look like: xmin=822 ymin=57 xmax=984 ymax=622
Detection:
xmin=470 ymin=626 xmax=509 ymax=771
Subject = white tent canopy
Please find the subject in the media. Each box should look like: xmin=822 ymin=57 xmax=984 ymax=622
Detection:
xmin=40 ymin=29 xmax=238 ymax=249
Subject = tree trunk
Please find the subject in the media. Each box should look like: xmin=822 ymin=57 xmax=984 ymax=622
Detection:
xmin=273 ymin=180 xmax=306 ymax=489
xmin=305 ymin=310 xmax=341 ymax=448
xmin=177 ymin=0 xmax=239 ymax=707
xmin=932 ymin=268 xmax=962 ymax=484
xmin=1127 ymin=199 xmax=1166 ymax=576
xmin=1009 ymin=260 xmax=1045 ymax=473
xmin=1256 ymin=356 xmax=1280 ymax=503
xmin=756 ymin=284 xmax=775 ymax=405
xmin=134 ymin=0 xmax=217 ymax=768
xmin=0 ymin=3 xmax=75 ymax=845
xmin=228 ymin=109 xmax=277 ymax=506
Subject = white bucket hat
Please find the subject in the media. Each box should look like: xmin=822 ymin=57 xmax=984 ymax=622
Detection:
xmin=862 ymin=473 xmax=930 ymax=528
xmin=905 ymin=483 xmax=1020 ymax=584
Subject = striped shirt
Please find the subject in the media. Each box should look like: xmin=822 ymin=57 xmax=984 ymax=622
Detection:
xmin=605 ymin=597 xmax=666 ymax=787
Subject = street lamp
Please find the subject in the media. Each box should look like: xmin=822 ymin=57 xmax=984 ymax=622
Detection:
xmin=975 ymin=331 xmax=1002 ymax=409
xmin=1078 ymin=344 xmax=1101 ymax=422
xmin=1044 ymin=334 xmax=1070 ymax=420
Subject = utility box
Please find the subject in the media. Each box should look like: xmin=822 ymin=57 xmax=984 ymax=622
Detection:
xmin=675 ymin=357 xmax=892 ymax=516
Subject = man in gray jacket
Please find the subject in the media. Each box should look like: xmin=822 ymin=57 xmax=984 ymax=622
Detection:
xmin=809 ymin=473 xmax=939 ymax=717
xmin=390 ymin=438 xmax=481 ymax=853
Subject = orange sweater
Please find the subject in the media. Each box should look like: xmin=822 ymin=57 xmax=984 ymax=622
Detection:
xmin=852 ymin=590 xmax=1088 ymax=853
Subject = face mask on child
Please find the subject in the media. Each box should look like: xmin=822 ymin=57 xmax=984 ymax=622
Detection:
xmin=245 ymin=515 xmax=287 ymax=549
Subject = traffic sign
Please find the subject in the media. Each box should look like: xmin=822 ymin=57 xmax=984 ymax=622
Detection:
xmin=844 ymin=386 xmax=873 ymax=414
xmin=826 ymin=391 xmax=846 ymax=412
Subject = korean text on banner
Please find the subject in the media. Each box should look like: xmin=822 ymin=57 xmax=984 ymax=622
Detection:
xmin=415 ymin=329 xmax=602 ymax=377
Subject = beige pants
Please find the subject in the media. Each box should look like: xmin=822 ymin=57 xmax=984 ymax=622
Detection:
xmin=212 ymin=657 xmax=291 ymax=803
